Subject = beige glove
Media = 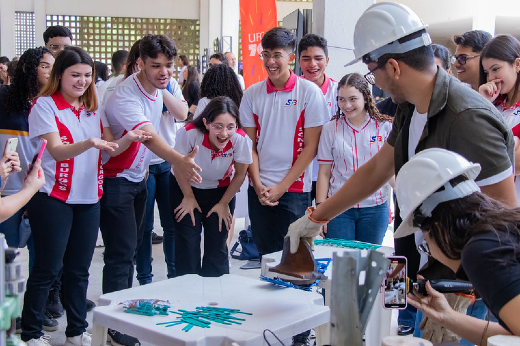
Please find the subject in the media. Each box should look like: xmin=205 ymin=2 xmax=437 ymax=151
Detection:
xmin=286 ymin=207 xmax=328 ymax=253
xmin=420 ymin=293 xmax=475 ymax=344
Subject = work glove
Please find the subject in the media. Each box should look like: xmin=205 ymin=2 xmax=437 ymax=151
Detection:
xmin=286 ymin=206 xmax=328 ymax=254
xmin=420 ymin=293 xmax=475 ymax=344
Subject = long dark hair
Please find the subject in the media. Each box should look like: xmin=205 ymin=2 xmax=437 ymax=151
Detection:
xmin=3 ymin=47 xmax=52 ymax=116
xmin=200 ymin=64 xmax=242 ymax=108
xmin=190 ymin=96 xmax=241 ymax=134
xmin=421 ymin=175 xmax=520 ymax=260
xmin=334 ymin=73 xmax=393 ymax=123
xmin=479 ymin=34 xmax=520 ymax=105
xmin=182 ymin=65 xmax=200 ymax=104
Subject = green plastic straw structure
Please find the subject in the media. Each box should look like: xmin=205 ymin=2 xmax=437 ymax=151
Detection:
xmin=314 ymin=238 xmax=381 ymax=250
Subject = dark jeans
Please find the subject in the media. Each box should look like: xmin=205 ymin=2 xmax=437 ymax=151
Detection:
xmin=136 ymin=162 xmax=176 ymax=284
xmin=100 ymin=177 xmax=147 ymax=294
xmin=21 ymin=193 xmax=99 ymax=341
xmin=170 ymin=175 xmax=234 ymax=277
xmin=247 ymin=186 xmax=310 ymax=256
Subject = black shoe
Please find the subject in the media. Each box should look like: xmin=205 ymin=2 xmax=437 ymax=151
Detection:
xmin=42 ymin=309 xmax=59 ymax=332
xmin=397 ymin=325 xmax=414 ymax=336
xmin=292 ymin=334 xmax=311 ymax=346
xmin=107 ymin=329 xmax=141 ymax=346
xmin=86 ymin=298 xmax=96 ymax=312
xmin=46 ymin=287 xmax=64 ymax=318
xmin=15 ymin=317 xmax=21 ymax=334
xmin=151 ymin=232 xmax=163 ymax=244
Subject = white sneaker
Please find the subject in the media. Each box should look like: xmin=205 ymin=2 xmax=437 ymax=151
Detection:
xmin=26 ymin=336 xmax=51 ymax=346
xmin=65 ymin=332 xmax=92 ymax=346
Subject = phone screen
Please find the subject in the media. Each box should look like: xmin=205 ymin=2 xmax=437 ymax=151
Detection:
xmin=383 ymin=256 xmax=407 ymax=309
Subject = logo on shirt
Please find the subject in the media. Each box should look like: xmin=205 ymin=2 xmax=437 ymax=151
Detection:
xmin=370 ymin=135 xmax=383 ymax=143
xmin=211 ymin=151 xmax=233 ymax=161
xmin=513 ymin=109 xmax=520 ymax=116
xmin=86 ymin=111 xmax=95 ymax=117
xmin=284 ymin=99 xmax=298 ymax=107
xmin=327 ymin=101 xmax=332 ymax=108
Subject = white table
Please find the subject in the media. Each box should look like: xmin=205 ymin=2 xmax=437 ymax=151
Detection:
xmin=261 ymin=244 xmax=394 ymax=346
xmin=91 ymin=274 xmax=329 ymax=346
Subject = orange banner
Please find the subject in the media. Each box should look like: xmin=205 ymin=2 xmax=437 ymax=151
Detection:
xmin=240 ymin=0 xmax=277 ymax=89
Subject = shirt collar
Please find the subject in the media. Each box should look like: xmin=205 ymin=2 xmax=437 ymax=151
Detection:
xmin=299 ymin=74 xmax=331 ymax=95
xmin=51 ymin=91 xmax=73 ymax=111
xmin=427 ymin=67 xmax=450 ymax=119
xmin=266 ymin=70 xmax=297 ymax=94
xmin=495 ymin=94 xmax=520 ymax=110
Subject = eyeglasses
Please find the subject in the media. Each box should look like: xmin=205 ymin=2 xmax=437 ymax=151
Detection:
xmin=450 ymin=54 xmax=480 ymax=66
xmin=210 ymin=123 xmax=237 ymax=132
xmin=364 ymin=60 xmax=387 ymax=85
xmin=259 ymin=52 xmax=291 ymax=61
xmin=48 ymin=44 xmax=70 ymax=52
xmin=417 ymin=241 xmax=431 ymax=257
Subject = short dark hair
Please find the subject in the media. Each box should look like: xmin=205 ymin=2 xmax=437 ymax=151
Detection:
xmin=432 ymin=44 xmax=451 ymax=70
xmin=139 ymin=34 xmax=177 ymax=62
xmin=261 ymin=27 xmax=296 ymax=52
xmin=298 ymin=34 xmax=328 ymax=58
xmin=95 ymin=61 xmax=109 ymax=82
xmin=453 ymin=30 xmax=493 ymax=53
xmin=179 ymin=55 xmax=189 ymax=66
xmin=209 ymin=52 xmax=229 ymax=66
xmin=111 ymin=50 xmax=129 ymax=73
xmin=43 ymin=25 xmax=73 ymax=44
xmin=378 ymin=30 xmax=434 ymax=72
xmin=0 ymin=56 xmax=10 ymax=65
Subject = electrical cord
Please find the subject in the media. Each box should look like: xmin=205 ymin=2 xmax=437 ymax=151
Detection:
xmin=263 ymin=329 xmax=285 ymax=346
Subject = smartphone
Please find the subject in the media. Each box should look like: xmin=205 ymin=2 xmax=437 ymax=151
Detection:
xmin=27 ymin=139 xmax=47 ymax=174
xmin=383 ymin=256 xmax=408 ymax=309
xmin=4 ymin=138 xmax=19 ymax=156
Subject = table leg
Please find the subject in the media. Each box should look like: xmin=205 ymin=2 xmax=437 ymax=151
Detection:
xmin=91 ymin=323 xmax=108 ymax=346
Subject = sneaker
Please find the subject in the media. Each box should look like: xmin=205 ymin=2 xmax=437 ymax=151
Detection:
xmin=107 ymin=329 xmax=141 ymax=346
xmin=46 ymin=287 xmax=64 ymax=318
xmin=42 ymin=309 xmax=59 ymax=332
xmin=240 ymin=259 xmax=261 ymax=269
xmin=26 ymin=335 xmax=51 ymax=346
xmin=292 ymin=334 xmax=311 ymax=346
xmin=86 ymin=299 xmax=96 ymax=312
xmin=151 ymin=232 xmax=163 ymax=244
xmin=65 ymin=332 xmax=91 ymax=346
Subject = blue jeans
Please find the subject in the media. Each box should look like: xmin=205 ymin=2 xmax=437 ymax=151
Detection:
xmin=0 ymin=206 xmax=36 ymax=272
xmin=135 ymin=162 xmax=175 ymax=284
xmin=247 ymin=186 xmax=310 ymax=256
xmin=326 ymin=201 xmax=388 ymax=245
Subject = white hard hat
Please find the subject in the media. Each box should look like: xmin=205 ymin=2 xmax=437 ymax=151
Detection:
xmin=345 ymin=2 xmax=431 ymax=67
xmin=394 ymin=148 xmax=481 ymax=239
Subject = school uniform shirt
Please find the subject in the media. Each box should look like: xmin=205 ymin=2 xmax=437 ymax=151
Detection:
xmin=496 ymin=96 xmax=520 ymax=204
xmin=150 ymin=77 xmax=186 ymax=165
xmin=173 ymin=123 xmax=253 ymax=189
xmin=102 ymin=72 xmax=163 ymax=182
xmin=240 ymin=70 xmax=329 ymax=193
xmin=29 ymin=92 xmax=103 ymax=204
xmin=317 ymin=115 xmax=392 ymax=208
xmin=193 ymin=97 xmax=210 ymax=119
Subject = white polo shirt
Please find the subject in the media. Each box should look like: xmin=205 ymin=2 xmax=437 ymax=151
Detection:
xmin=240 ymin=70 xmax=329 ymax=192
xmin=317 ymin=115 xmax=392 ymax=208
xmin=173 ymin=123 xmax=253 ymax=189
xmin=102 ymin=73 xmax=163 ymax=182
xmin=193 ymin=97 xmax=210 ymax=119
xmin=150 ymin=77 xmax=186 ymax=165
xmin=29 ymin=92 xmax=103 ymax=204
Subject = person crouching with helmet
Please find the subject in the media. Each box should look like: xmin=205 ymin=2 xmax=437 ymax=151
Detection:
xmin=394 ymin=148 xmax=520 ymax=343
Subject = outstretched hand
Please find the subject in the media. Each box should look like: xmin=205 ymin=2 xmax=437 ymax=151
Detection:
xmin=177 ymin=145 xmax=202 ymax=184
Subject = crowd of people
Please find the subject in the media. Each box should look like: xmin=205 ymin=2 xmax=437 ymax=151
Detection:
xmin=0 ymin=2 xmax=519 ymax=346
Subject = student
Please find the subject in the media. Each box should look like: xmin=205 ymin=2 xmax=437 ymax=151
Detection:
xmin=21 ymin=46 xmax=121 ymax=346
xmin=316 ymin=73 xmax=392 ymax=244
xmin=478 ymin=34 xmax=520 ymax=204
xmin=43 ymin=25 xmax=73 ymax=57
xmin=393 ymin=148 xmax=520 ymax=341
xmin=0 ymin=56 xmax=10 ymax=84
xmin=177 ymin=54 xmax=189 ymax=85
xmin=94 ymin=61 xmax=110 ymax=88
xmin=452 ymin=30 xmax=493 ymax=91
xmin=287 ymin=3 xmax=515 ymax=343
xmin=98 ymin=49 xmax=129 ymax=106
xmin=181 ymin=65 xmax=200 ymax=118
xmin=208 ymin=52 xmax=229 ymax=68
xmin=172 ymin=96 xmax=252 ymax=277
xmin=432 ymin=44 xmax=452 ymax=74
xmin=225 ymin=51 xmax=245 ymax=90
xmin=101 ymin=34 xmax=197 ymax=346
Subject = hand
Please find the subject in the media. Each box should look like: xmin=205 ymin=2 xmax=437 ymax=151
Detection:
xmin=206 ymin=202 xmax=232 ymax=232
xmin=319 ymin=224 xmax=327 ymax=238
xmin=23 ymin=159 xmax=45 ymax=193
xmin=124 ymin=130 xmax=153 ymax=143
xmin=478 ymin=78 xmax=501 ymax=103
xmin=286 ymin=207 xmax=327 ymax=253
xmin=189 ymin=105 xmax=197 ymax=114
xmin=174 ymin=196 xmax=201 ymax=226
xmin=407 ymin=280 xmax=455 ymax=326
xmin=87 ymin=138 xmax=119 ymax=151
xmin=0 ymin=152 xmax=21 ymax=183
xmin=515 ymin=136 xmax=520 ymax=152
xmin=176 ymin=145 xmax=202 ymax=184
xmin=263 ymin=184 xmax=286 ymax=204
xmin=254 ymin=184 xmax=278 ymax=206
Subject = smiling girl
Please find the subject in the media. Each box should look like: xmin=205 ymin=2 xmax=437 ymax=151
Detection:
xmin=478 ymin=35 xmax=520 ymax=204
xmin=316 ymin=73 xmax=393 ymax=244
xmin=171 ymin=96 xmax=252 ymax=277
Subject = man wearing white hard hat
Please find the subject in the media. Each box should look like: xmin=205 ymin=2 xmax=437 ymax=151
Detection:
xmin=394 ymin=148 xmax=520 ymax=342
xmin=287 ymin=1 xmax=516 ymax=342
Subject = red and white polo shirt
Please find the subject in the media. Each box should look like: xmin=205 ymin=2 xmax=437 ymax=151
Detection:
xmin=102 ymin=72 xmax=163 ymax=182
xmin=173 ymin=124 xmax=253 ymax=189
xmin=317 ymin=115 xmax=392 ymax=208
xmin=301 ymin=74 xmax=338 ymax=119
xmin=29 ymin=92 xmax=103 ymax=204
xmin=240 ymin=70 xmax=329 ymax=193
